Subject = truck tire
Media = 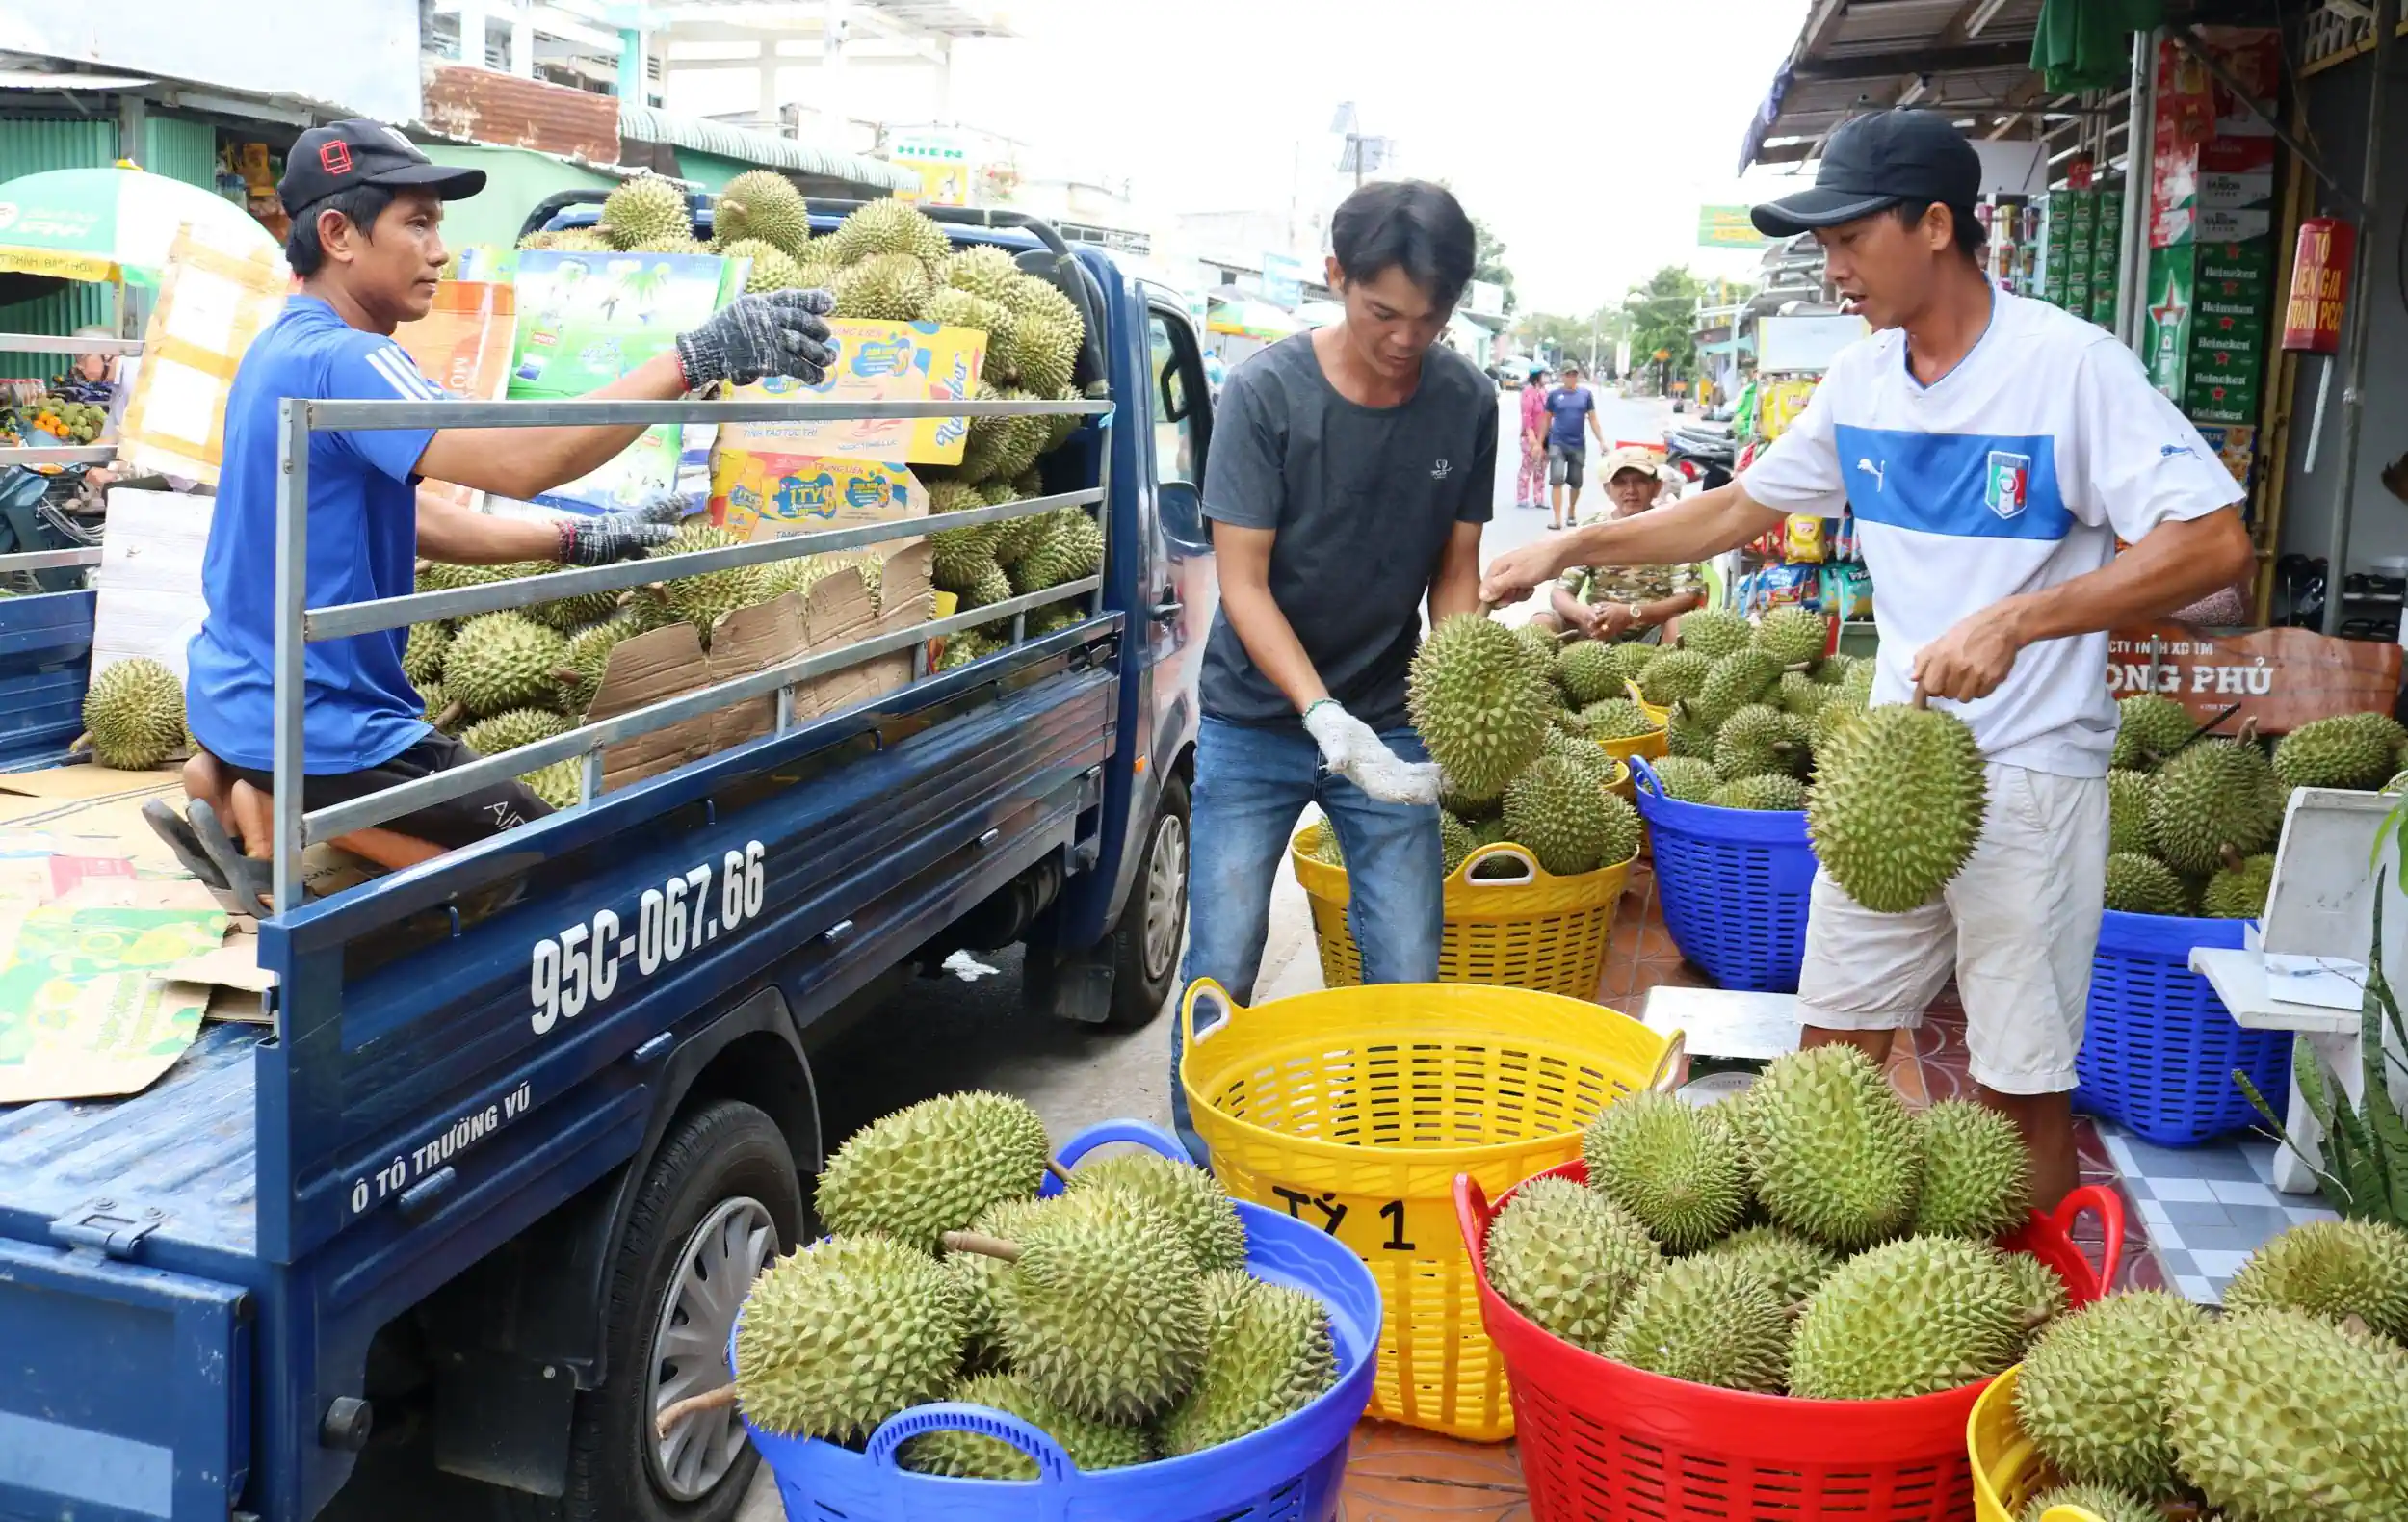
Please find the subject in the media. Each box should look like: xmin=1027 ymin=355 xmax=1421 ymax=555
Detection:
xmin=554 ymin=1100 xmax=803 ymax=1522
xmin=1101 ymin=773 xmax=1189 ymax=1029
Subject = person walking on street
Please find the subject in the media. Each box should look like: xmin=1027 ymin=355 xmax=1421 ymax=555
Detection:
xmin=1543 ymin=362 xmax=1605 ymax=530
xmin=1479 ymin=110 xmax=2254 ymax=1210
xmin=1533 ymin=446 xmax=1706 ymax=643
xmin=1177 ymin=178 xmax=1495 ymax=1163
xmin=1515 ymin=363 xmax=1550 ymax=509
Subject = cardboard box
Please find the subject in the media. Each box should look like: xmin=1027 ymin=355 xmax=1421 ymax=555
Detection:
xmin=715 ymin=319 xmax=988 ymax=467
xmin=117 ymin=222 xmax=292 ymax=485
xmin=710 ymin=452 xmax=924 ymax=539
xmin=395 ymin=280 xmax=518 ymax=515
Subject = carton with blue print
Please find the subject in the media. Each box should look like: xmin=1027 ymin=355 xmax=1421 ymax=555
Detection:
xmin=713 ymin=316 xmax=988 ymax=467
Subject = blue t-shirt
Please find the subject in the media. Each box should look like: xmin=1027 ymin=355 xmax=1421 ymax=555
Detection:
xmin=1545 ymin=385 xmax=1596 ymax=449
xmin=186 ymin=296 xmax=443 ymax=774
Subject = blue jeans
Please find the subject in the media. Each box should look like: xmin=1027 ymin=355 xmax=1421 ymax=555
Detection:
xmin=1173 ymin=715 xmax=1443 ymax=1163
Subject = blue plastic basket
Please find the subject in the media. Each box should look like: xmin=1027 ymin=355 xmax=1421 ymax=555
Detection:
xmin=2075 ymin=909 xmax=2290 ymax=1147
xmin=1630 ymin=757 xmax=1818 ymax=992
xmin=743 ymin=1119 xmax=1383 ymax=1522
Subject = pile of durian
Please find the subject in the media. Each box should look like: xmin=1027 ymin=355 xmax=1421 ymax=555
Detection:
xmin=724 ymin=1092 xmax=1337 ymax=1477
xmin=1484 ymin=1044 xmax=2065 ymax=1403
xmin=517 ymin=176 xmax=1101 ymax=674
xmin=2105 ymin=696 xmax=2407 ymax=921
xmin=2009 ymin=1216 xmax=2408 ymax=1522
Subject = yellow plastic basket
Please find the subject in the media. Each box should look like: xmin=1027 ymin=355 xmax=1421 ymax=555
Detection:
xmin=1595 ymin=726 xmax=1665 ymax=786
xmin=1177 ymin=978 xmax=1677 ymax=1441
xmin=1969 ymin=1366 xmax=2117 ymax=1522
xmin=1623 ymin=678 xmax=1673 ymax=726
xmin=1291 ymin=827 xmax=1634 ymax=999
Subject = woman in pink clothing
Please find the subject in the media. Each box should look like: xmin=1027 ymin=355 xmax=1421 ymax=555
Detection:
xmin=1516 ymin=363 xmax=1550 ymax=509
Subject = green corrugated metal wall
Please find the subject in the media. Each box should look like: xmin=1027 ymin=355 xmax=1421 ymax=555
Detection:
xmin=673 ymin=150 xmax=750 ymax=194
xmin=0 ymin=117 xmax=122 ymax=380
xmin=142 ymin=116 xmax=221 ymax=190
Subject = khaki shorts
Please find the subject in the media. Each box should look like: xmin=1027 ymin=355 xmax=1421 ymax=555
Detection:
xmin=1795 ymin=764 xmax=2107 ymax=1095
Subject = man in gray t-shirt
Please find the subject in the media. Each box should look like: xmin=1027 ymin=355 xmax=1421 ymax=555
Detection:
xmin=1176 ymin=179 xmax=1496 ymax=1163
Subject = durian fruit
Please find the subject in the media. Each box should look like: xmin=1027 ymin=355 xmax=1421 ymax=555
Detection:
xmin=1786 ymin=1235 xmax=2024 ymax=1400
xmin=2199 ymin=851 xmax=2274 ymax=919
xmin=1542 ymin=727 xmax=1616 ymax=792
xmin=1638 ymin=647 xmax=1712 ymax=706
xmin=712 ymin=170 xmax=812 ymax=255
xmin=1808 ymin=700 xmax=1987 ymax=913
xmin=1581 ymin=696 xmax=1659 ymax=741
xmin=1554 ymin=641 xmax=1620 ymax=705
xmin=418 ymin=681 xmax=450 ymax=726
xmin=1008 ymin=512 xmax=1103 ymax=595
xmin=1600 ymin=1254 xmax=1791 ymax=1392
xmin=2015 ymin=1288 xmax=2204 ymax=1493
xmin=902 ymin=1371 xmax=1151 ymax=1477
xmin=1811 ymin=651 xmax=1860 ymax=686
xmin=517 ymin=230 xmax=557 ymax=251
xmin=949 ymin=1194 xmax=1056 ymax=1369
xmin=625 ymin=234 xmax=705 ymax=254
xmin=2146 ymin=730 xmax=2284 ymax=875
xmin=1440 ymin=811 xmax=1477 ymax=875
xmin=647 ymin=523 xmax=776 ymax=640
xmin=1698 ymin=1225 xmax=1837 ymax=1306
xmin=556 ymin=616 xmax=642 ymax=713
xmin=1503 ymin=754 xmax=1615 ymax=875
xmin=2218 ymin=1219 xmax=2408 ymax=1340
xmin=828 ymin=197 xmax=951 ymax=267
xmin=720 ymin=237 xmax=801 ymax=294
xmin=2271 ymin=711 xmax=2405 ymax=792
xmin=1406 ymin=615 xmax=1555 ymax=804
xmin=814 ymin=1090 xmax=1051 ymax=1251
xmin=1682 ymin=648 xmax=1782 ymax=730
xmin=403 ymin=622 xmax=451 ymax=686
xmin=1810 ymin=687 xmax=1869 ymax=755
xmin=1710 ymin=774 xmax=1809 ymax=810
xmin=1909 ymin=1098 xmax=2031 ymax=1239
xmin=518 ymin=758 xmax=583 ymax=810
xmin=548 ymin=227 xmax=614 ymax=253
xmin=732 ymin=1234 xmax=966 ymax=1442
xmin=1753 ymin=605 xmax=1829 ymax=669
xmin=997 ymin=276 xmax=1085 ymax=398
xmin=462 ymin=707 xmax=570 ymax=756
xmin=1651 ymin=754 xmax=1722 ymax=803
xmin=1152 ymin=1270 xmax=1337 ymax=1457
xmin=1776 ymin=669 xmax=1829 ymax=718
xmin=525 ymin=571 xmax=622 ymax=632
xmin=2017 ymin=1485 xmax=2159 ymax=1522
xmin=942 ymin=244 xmax=1023 ymax=303
xmin=1066 ymin=1149 xmax=1247 ymax=1274
xmin=2106 ymin=769 xmax=2153 ymax=855
xmin=1482 ymin=1175 xmax=1662 ymax=1352
xmin=924 ymin=286 xmax=1015 ymax=350
xmin=2164 ymin=1305 xmax=2408 ymax=1522
xmin=1840 ymin=660 xmax=1876 ymax=702
xmin=1605 ymin=641 xmax=1659 ymax=689
xmin=833 ymin=252 xmax=934 ymax=322
xmin=418 ymin=559 xmax=523 ymax=595
xmin=963 ymin=1187 xmax=1209 ymax=1424
xmin=444 ymin=613 xmax=570 ymax=720
xmin=1675 ymin=608 xmax=1752 ymax=658
xmin=2104 ymin=852 xmax=2188 ymax=916
xmin=926 ymin=477 xmax=1004 ymax=590
xmin=2111 ymin=691 xmax=2195 ymax=771
xmin=597 ymin=172 xmax=690 ymax=250
xmin=80 ymin=657 xmax=187 ymax=770
xmin=1713 ymin=703 xmax=1808 ymax=780
xmin=978 ymin=387 xmax=1053 ymax=483
xmin=1741 ymin=1044 xmax=1921 ymax=1250
xmin=2002 ymin=1249 xmax=2070 ymax=1335
xmin=1582 ymin=1089 xmax=1747 ymax=1252
xmin=1296 ymin=820 xmax=1344 ymax=868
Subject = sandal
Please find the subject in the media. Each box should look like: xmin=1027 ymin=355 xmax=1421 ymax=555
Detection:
xmin=188 ymin=800 xmax=307 ymax=914
xmin=143 ymin=799 xmax=243 ymax=912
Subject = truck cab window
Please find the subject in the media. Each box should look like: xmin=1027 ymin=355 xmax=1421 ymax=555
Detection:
xmin=1147 ymin=310 xmax=1208 ymax=489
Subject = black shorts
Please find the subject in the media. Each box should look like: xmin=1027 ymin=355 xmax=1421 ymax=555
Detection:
xmin=219 ymin=730 xmax=552 ymax=849
xmin=1546 ymin=442 xmax=1584 ymax=488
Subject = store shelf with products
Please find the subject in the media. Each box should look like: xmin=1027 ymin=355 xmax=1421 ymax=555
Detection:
xmin=1714 ymin=367 xmax=1872 ymax=640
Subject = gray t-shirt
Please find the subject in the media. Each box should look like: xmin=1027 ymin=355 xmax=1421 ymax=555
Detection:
xmin=1199 ymin=335 xmax=1497 ymax=729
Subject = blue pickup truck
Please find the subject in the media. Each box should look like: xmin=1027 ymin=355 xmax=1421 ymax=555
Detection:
xmin=0 ymin=207 xmax=1222 ymax=1522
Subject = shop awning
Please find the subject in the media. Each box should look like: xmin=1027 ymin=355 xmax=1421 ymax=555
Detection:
xmin=1739 ymin=0 xmax=2061 ymax=172
xmin=617 ymin=106 xmax=917 ymax=194
xmin=1208 ymin=298 xmax=1304 ymax=341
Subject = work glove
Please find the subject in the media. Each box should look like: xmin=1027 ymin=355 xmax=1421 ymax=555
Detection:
xmin=674 ymin=287 xmax=837 ymax=390
xmin=553 ymin=490 xmax=688 ymax=565
xmin=1301 ymin=699 xmax=1442 ymax=807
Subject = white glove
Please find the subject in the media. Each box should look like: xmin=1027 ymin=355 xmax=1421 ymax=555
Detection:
xmin=1301 ymin=700 xmax=1442 ymax=806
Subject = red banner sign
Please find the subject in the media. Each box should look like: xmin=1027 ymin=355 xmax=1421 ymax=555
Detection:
xmin=2107 ymin=622 xmax=2401 ymax=735
xmin=2281 ymin=217 xmax=2353 ymax=354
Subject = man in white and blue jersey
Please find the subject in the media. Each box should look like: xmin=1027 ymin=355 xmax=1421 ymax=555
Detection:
xmin=1480 ymin=111 xmax=2255 ymax=1207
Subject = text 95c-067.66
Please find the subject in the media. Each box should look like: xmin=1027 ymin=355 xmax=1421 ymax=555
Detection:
xmin=528 ymin=841 xmax=767 ymax=1035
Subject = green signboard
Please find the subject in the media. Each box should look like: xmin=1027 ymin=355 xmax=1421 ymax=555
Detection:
xmin=1698 ymin=206 xmax=1773 ymax=249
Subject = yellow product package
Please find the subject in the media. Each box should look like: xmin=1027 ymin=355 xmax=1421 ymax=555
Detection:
xmin=1784 ymin=513 xmax=1826 ymax=563
xmin=714 ymin=319 xmax=987 ymax=467
xmin=711 ymin=453 xmax=922 ymax=538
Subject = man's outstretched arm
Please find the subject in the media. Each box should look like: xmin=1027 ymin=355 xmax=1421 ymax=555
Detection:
xmin=1481 ymin=481 xmax=1786 ymax=605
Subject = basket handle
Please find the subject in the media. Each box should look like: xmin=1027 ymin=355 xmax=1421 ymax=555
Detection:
xmin=865 ymin=1402 xmax=1076 ymax=1503
xmin=1053 ymin=1119 xmax=1191 ymax=1174
xmin=1451 ymin=1172 xmax=1497 ymax=1284
xmin=1627 ymin=754 xmax=1664 ymax=799
xmin=1456 ymin=841 xmax=1538 ymax=886
xmin=1623 ymin=677 xmax=1649 ymax=706
xmin=2046 ymin=1182 xmax=2127 ymax=1297
xmin=1644 ymin=1029 xmax=1688 ymax=1092
xmin=1180 ymin=977 xmax=1242 ymax=1051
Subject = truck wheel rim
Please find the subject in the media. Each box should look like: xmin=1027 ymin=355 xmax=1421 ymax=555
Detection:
xmin=649 ymin=1195 xmax=776 ymax=1502
xmin=1143 ymin=811 xmax=1188 ymax=982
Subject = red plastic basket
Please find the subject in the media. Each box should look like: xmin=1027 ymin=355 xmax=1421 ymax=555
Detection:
xmin=1453 ymin=1162 xmax=2125 ymax=1522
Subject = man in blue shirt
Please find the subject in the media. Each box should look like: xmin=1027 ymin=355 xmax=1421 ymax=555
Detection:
xmin=1542 ymin=362 xmax=1605 ymax=530
xmin=152 ymin=120 xmax=835 ymax=911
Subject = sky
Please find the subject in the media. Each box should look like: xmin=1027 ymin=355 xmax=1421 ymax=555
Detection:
xmin=942 ymin=0 xmax=1818 ymax=317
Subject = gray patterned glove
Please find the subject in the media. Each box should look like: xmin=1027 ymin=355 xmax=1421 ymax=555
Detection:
xmin=675 ymin=287 xmax=836 ymax=389
xmin=554 ymin=491 xmax=689 ymax=565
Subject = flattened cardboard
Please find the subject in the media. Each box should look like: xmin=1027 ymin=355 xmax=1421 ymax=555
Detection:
xmin=705 ymin=592 xmax=806 ymax=753
xmin=585 ymin=623 xmax=713 ymax=790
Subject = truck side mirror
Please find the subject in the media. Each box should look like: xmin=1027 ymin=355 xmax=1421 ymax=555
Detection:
xmin=1158 ymin=480 xmax=1205 ymax=546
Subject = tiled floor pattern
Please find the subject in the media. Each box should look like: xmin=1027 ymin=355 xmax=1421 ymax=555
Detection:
xmin=1331 ymin=864 xmax=2324 ymax=1512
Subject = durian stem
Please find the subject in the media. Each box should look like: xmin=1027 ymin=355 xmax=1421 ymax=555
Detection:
xmin=1044 ymin=1161 xmax=1071 ymax=1185
xmin=436 ymin=700 xmax=466 ymax=729
xmin=653 ymin=1384 xmax=739 ymax=1435
xmin=940 ymin=1230 xmax=1023 ymax=1263
xmin=1910 ymin=685 xmax=1929 ymax=709
xmin=2219 ymin=842 xmax=2245 ymax=873
xmin=2238 ymin=717 xmax=2261 ymax=747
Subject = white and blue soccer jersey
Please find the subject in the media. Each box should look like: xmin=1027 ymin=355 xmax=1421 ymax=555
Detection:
xmin=1741 ymin=289 xmax=2243 ymax=775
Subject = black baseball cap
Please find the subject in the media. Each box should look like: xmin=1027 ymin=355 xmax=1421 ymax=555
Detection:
xmin=1750 ymin=111 xmax=1980 ymax=237
xmin=278 ymin=119 xmax=485 ymax=217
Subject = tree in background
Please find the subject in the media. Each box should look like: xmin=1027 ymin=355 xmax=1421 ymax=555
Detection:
xmin=1623 ymin=265 xmax=1709 ymax=380
xmin=1513 ymin=304 xmax=1628 ymax=376
xmin=1470 ymin=216 xmax=1518 ymax=315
